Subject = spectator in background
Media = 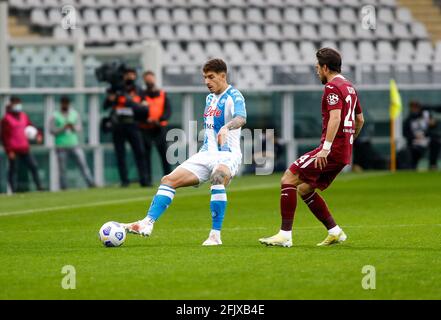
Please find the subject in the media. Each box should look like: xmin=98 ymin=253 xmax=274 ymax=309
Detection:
xmin=103 ymin=68 xmax=149 ymax=187
xmin=50 ymin=96 xmax=95 ymax=190
xmin=140 ymin=71 xmax=172 ymax=186
xmin=424 ymin=105 xmax=441 ymax=170
xmin=0 ymin=96 xmax=44 ymax=192
xmin=403 ymin=101 xmax=431 ymax=169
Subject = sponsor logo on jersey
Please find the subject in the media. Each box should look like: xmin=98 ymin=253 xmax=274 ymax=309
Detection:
xmin=327 ymin=93 xmax=339 ymax=106
xmin=204 ymin=106 xmax=222 ymax=117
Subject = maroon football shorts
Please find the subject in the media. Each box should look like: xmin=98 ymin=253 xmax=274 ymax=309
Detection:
xmin=288 ymin=147 xmax=347 ymax=191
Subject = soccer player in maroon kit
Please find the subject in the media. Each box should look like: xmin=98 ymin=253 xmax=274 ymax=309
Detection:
xmin=259 ymin=48 xmax=365 ymax=247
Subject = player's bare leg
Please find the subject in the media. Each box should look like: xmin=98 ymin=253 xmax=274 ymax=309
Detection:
xmin=259 ymin=169 xmax=302 ymax=247
xmin=297 ymin=183 xmax=347 ymax=246
xmin=202 ymin=164 xmax=231 ymax=246
xmin=122 ymin=167 xmax=199 ymax=237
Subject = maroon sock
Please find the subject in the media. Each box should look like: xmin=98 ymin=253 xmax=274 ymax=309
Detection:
xmin=301 ymin=192 xmax=337 ymax=230
xmin=280 ymin=184 xmax=297 ymax=231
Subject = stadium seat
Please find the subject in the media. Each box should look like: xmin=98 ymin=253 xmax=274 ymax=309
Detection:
xmin=263 ymin=41 xmax=282 ymax=63
xmin=299 ymin=41 xmax=317 ymax=64
xmin=88 ymin=25 xmax=105 ymax=43
xmin=139 ymin=25 xmax=156 ymax=39
xmin=359 ymin=41 xmax=376 ymax=62
xmin=190 ymin=8 xmax=208 ymax=23
xmin=411 ymin=22 xmax=429 ymax=40
xmin=105 ymin=25 xmax=122 ymax=42
xmin=211 ymin=24 xmax=229 ymax=41
xmin=265 ymin=8 xmax=282 ymax=23
xmin=281 ymin=24 xmax=299 ymax=41
xmin=136 ymin=8 xmax=153 ymax=23
xmin=30 ymin=9 xmax=47 ymax=27
xmin=155 ymin=8 xmax=171 ymax=23
xmin=321 ymin=8 xmax=339 ymax=25
xmin=396 ymin=7 xmax=414 ymax=24
xmin=299 ymin=24 xmax=318 ymax=40
xmin=339 ymin=8 xmax=358 ymax=24
xmin=208 ymin=8 xmax=226 ymax=23
xmin=247 ymin=0 xmax=266 ymax=8
xmin=229 ymin=24 xmax=247 ymax=41
xmin=83 ymin=9 xmax=100 ymax=25
xmin=392 ymin=23 xmax=412 ymax=40
xmin=101 ymin=8 xmax=118 ymax=25
xmin=375 ymin=24 xmax=393 ymax=40
xmin=246 ymin=24 xmax=264 ymax=41
xmin=121 ymin=25 xmax=139 ymax=41
xmin=378 ymin=8 xmax=395 ymax=25
xmin=224 ymin=41 xmax=245 ymax=63
xmin=227 ymin=8 xmax=245 ymax=23
xmin=337 ymin=24 xmax=355 ymax=40
xmin=188 ymin=0 xmax=209 ymax=8
xmin=157 ymin=25 xmax=175 ymax=41
xmin=264 ymin=24 xmax=282 ymax=41
xmin=193 ymin=24 xmax=210 ymax=41
xmin=377 ymin=40 xmax=395 ymax=62
xmin=283 ymin=8 xmax=301 ymax=25
xmin=172 ymin=8 xmax=190 ymax=23
xmin=340 ymin=41 xmax=358 ymax=64
xmin=302 ymin=8 xmax=320 ymax=25
xmin=176 ymin=24 xmax=193 ymax=41
xmin=246 ymin=8 xmax=264 ymax=23
xmin=319 ymin=24 xmax=337 ymax=41
xmin=281 ymin=41 xmax=301 ymax=64
xmin=205 ymin=41 xmax=224 ymax=59
xmin=119 ymin=8 xmax=136 ymax=25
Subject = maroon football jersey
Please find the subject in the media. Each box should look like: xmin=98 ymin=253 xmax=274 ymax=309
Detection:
xmin=320 ymin=75 xmax=362 ymax=164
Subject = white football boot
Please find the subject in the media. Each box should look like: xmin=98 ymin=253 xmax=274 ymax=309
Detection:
xmin=202 ymin=230 xmax=222 ymax=246
xmin=121 ymin=218 xmax=154 ymax=237
xmin=259 ymin=232 xmax=293 ymax=248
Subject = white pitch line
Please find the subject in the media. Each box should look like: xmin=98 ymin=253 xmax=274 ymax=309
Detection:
xmin=0 ymin=182 xmax=279 ymax=217
xmin=0 ymin=172 xmax=391 ymax=218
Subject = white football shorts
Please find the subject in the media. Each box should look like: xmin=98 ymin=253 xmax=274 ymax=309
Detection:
xmin=179 ymin=151 xmax=242 ymax=183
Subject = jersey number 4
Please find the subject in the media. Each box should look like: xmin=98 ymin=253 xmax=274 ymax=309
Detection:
xmin=344 ymin=95 xmax=357 ymax=145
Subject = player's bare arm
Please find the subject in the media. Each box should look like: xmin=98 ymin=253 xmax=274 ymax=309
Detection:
xmin=354 ymin=113 xmax=365 ymax=139
xmin=217 ymin=115 xmax=246 ymax=146
xmin=315 ymin=109 xmax=341 ymax=170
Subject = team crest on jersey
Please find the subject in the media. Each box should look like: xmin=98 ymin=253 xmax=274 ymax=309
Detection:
xmin=327 ymin=93 xmax=339 ymax=106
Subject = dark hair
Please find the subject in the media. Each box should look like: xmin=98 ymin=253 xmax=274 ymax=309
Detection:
xmin=125 ymin=68 xmax=137 ymax=74
xmin=409 ymin=100 xmax=422 ymax=109
xmin=203 ymin=58 xmax=227 ymax=74
xmin=10 ymin=96 xmax=21 ymax=103
xmin=60 ymin=95 xmax=70 ymax=104
xmin=316 ymin=48 xmax=342 ymax=73
xmin=143 ymin=70 xmax=155 ymax=77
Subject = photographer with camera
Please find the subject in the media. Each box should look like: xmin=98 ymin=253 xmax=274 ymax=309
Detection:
xmin=101 ymin=65 xmax=149 ymax=187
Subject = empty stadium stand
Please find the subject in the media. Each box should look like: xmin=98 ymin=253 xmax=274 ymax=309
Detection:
xmin=7 ymin=0 xmax=441 ymax=88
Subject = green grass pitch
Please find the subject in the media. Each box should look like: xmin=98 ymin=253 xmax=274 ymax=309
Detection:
xmin=0 ymin=171 xmax=440 ymax=299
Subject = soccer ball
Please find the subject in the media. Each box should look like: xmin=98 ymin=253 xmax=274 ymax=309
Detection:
xmin=99 ymin=221 xmax=126 ymax=247
xmin=24 ymin=126 xmax=38 ymax=140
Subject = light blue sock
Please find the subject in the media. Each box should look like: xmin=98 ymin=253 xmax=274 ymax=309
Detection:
xmin=146 ymin=184 xmax=175 ymax=221
xmin=210 ymin=185 xmax=227 ymax=231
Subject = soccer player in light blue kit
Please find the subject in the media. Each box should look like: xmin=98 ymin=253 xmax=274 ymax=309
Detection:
xmin=122 ymin=59 xmax=246 ymax=245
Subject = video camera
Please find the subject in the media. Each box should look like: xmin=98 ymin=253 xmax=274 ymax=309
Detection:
xmin=95 ymin=61 xmax=128 ymax=95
